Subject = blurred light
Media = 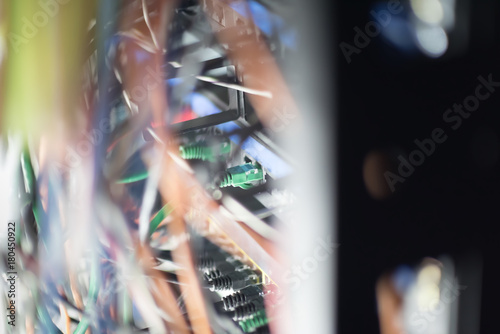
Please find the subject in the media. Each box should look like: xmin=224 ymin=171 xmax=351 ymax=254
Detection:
xmin=363 ymin=150 xmax=393 ymax=200
xmin=416 ymin=263 xmax=442 ymax=311
xmin=415 ymin=25 xmax=448 ymax=57
xmin=439 ymin=0 xmax=456 ymax=29
xmin=411 ymin=0 xmax=444 ymax=24
xmin=381 ymin=17 xmax=418 ymax=52
xmin=392 ymin=265 xmax=416 ymax=295
xmin=418 ymin=263 xmax=442 ymax=283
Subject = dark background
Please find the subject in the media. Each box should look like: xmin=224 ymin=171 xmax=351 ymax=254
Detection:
xmin=331 ymin=0 xmax=500 ymax=332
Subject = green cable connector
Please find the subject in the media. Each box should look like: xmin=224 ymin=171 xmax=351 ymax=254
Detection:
xmin=179 ymin=140 xmax=231 ymax=162
xmin=219 ymin=163 xmax=265 ymax=189
xmin=239 ymin=309 xmax=269 ymax=333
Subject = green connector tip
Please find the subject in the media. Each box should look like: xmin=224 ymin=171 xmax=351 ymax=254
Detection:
xmin=239 ymin=309 xmax=269 ymax=333
xmin=219 ymin=163 xmax=264 ymax=189
xmin=180 ymin=140 xmax=231 ymax=162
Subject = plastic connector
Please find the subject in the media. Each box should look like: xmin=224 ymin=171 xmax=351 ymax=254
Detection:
xmin=239 ymin=309 xmax=269 ymax=333
xmin=220 ymin=285 xmax=265 ymax=310
xmin=203 ymin=262 xmax=248 ymax=281
xmin=230 ymin=299 xmax=265 ymax=320
xmin=197 ymin=252 xmax=239 ymax=272
xmin=219 ymin=163 xmax=265 ymax=189
xmin=179 ymin=139 xmax=230 ymax=162
xmin=208 ymin=270 xmax=260 ymax=291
